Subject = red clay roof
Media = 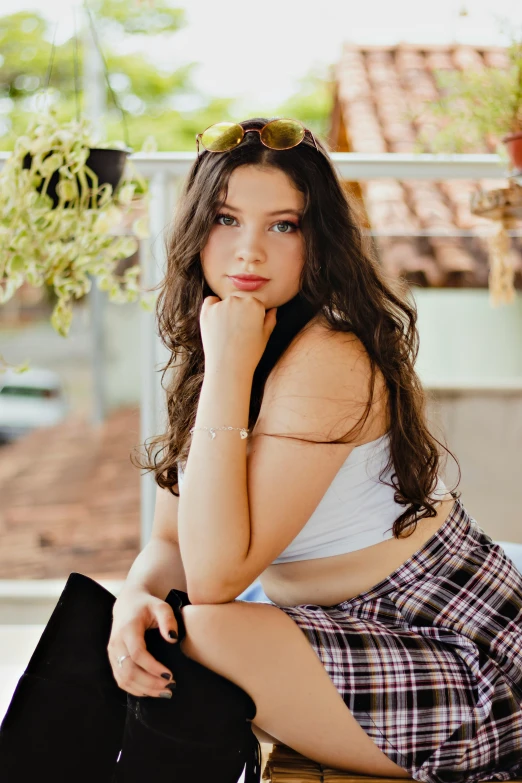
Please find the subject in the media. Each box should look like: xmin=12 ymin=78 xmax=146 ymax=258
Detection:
xmin=329 ymin=43 xmax=522 ymax=289
xmin=0 ymin=407 xmax=141 ymax=579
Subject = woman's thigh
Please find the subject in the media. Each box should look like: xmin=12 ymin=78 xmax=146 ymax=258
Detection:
xmin=179 ymin=601 xmax=411 ymax=778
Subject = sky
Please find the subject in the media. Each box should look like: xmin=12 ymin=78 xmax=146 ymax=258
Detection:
xmin=2 ymin=0 xmax=522 ymax=114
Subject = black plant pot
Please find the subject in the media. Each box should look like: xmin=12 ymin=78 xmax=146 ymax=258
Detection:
xmin=22 ymin=147 xmax=130 ymax=209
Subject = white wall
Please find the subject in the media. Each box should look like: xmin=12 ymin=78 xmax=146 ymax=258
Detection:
xmin=425 ymin=388 xmax=522 ymax=543
xmin=413 ymin=289 xmax=522 ymax=385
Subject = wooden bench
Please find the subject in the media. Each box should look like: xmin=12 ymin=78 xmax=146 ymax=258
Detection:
xmin=261 ymin=743 xmax=522 ymax=782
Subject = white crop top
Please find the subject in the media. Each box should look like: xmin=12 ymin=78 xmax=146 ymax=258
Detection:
xmin=176 ymin=431 xmax=449 ymax=564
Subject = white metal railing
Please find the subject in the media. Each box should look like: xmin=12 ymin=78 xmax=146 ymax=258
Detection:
xmin=0 ymin=150 xmax=515 ymax=556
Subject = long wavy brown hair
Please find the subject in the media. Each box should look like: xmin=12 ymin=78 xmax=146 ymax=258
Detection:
xmin=132 ymin=115 xmax=461 ymax=538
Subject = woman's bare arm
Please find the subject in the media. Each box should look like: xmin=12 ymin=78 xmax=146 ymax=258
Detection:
xmin=119 ymin=483 xmax=187 ymax=600
xmin=177 ymin=323 xmax=382 ymax=605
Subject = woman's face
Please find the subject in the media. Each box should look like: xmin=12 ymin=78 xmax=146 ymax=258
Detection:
xmin=200 ymin=164 xmax=306 ymax=309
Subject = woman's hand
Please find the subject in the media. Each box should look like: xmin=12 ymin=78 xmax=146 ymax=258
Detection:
xmin=108 ymin=587 xmax=179 ymax=698
xmin=200 ymin=294 xmax=277 ymax=377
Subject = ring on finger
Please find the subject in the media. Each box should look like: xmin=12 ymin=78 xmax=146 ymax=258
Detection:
xmin=117 ymin=654 xmax=130 ymax=668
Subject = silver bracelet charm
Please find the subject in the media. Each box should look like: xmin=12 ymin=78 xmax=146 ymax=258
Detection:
xmin=189 ymin=425 xmax=249 ymax=440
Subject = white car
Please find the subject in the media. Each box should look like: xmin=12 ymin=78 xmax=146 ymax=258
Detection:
xmin=0 ymin=368 xmax=69 ymax=443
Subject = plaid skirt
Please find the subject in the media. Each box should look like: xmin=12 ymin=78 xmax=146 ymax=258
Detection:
xmin=272 ymin=497 xmax=522 ymax=783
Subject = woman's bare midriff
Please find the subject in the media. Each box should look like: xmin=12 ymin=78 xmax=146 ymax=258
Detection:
xmin=260 ymin=492 xmax=456 ymax=608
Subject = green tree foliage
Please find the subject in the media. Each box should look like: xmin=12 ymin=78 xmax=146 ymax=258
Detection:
xmin=0 ymin=2 xmax=333 ymax=153
xmin=90 ymin=0 xmax=186 ymax=35
xmin=235 ymin=64 xmax=335 ymax=148
xmin=270 ymin=66 xmax=335 ymax=142
xmin=0 ymin=3 xmax=237 ymax=151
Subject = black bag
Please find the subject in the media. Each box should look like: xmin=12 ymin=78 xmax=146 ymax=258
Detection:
xmin=0 ymin=572 xmax=261 ymax=783
xmin=0 ymin=572 xmax=127 ymax=782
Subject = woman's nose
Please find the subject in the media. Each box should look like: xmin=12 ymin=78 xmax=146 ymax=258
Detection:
xmin=234 ymin=241 xmax=267 ymax=266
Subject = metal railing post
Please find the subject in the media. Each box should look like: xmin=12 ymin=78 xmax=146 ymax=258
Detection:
xmin=139 ymin=170 xmax=175 ymax=547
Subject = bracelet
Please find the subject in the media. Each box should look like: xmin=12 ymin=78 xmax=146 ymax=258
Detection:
xmin=189 ymin=425 xmax=250 ymax=440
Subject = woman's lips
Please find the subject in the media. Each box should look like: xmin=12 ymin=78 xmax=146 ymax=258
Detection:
xmin=228 ymin=276 xmax=269 ymax=291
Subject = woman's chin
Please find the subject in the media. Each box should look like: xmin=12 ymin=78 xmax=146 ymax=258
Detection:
xmin=220 ymin=285 xmax=296 ymax=309
xmin=226 ymin=288 xmax=269 ymax=303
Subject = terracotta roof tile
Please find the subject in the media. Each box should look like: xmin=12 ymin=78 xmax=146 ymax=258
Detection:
xmin=437 ymin=181 xmax=491 ymax=229
xmin=331 ymin=43 xmax=522 ymax=289
xmin=0 ymin=407 xmax=141 ymax=579
xmin=452 ymin=44 xmax=485 ymax=71
xmin=364 ymin=180 xmax=419 ymax=233
xmin=483 ymin=48 xmax=510 ymax=69
xmin=423 ymin=49 xmax=455 ymax=72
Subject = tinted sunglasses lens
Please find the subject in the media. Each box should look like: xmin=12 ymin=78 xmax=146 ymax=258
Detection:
xmin=200 ymin=122 xmax=244 ymax=152
xmin=261 ymin=119 xmax=305 ymax=149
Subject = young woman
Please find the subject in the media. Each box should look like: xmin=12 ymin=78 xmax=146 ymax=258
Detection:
xmin=108 ymin=117 xmax=522 ymax=783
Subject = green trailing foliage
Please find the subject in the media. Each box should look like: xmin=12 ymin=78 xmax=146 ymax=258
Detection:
xmin=0 ymin=109 xmax=154 ymax=339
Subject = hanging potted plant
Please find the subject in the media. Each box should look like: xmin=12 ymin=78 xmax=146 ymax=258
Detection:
xmin=0 ymin=108 xmax=153 ymax=342
xmin=413 ymin=35 xmax=522 ymax=174
xmin=21 ymin=144 xmax=130 ymax=210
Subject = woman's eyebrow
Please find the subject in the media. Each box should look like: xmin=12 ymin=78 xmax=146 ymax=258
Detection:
xmin=222 ymin=203 xmax=303 ymax=217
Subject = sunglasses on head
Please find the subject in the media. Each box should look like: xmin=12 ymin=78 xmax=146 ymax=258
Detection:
xmin=195 ymin=118 xmax=318 ymax=161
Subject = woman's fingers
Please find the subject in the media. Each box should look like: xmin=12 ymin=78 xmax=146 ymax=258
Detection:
xmin=154 ymin=602 xmax=179 ymax=644
xmin=114 ymin=654 xmax=175 ymax=698
xmin=126 ymin=685 xmax=173 ymax=699
xmin=128 ymin=635 xmax=175 ymax=678
xmin=109 ymin=626 xmax=177 ymax=696
xmin=107 ymin=593 xmax=181 ymax=696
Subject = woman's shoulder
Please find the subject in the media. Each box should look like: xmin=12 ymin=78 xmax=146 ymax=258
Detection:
xmin=263 ymin=314 xmax=384 ymax=399
xmin=260 ymin=312 xmax=390 ymax=442
xmin=271 ymin=311 xmax=374 ymax=381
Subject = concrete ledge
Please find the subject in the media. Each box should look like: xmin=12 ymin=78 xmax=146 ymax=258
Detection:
xmin=423 ymin=379 xmax=522 ymax=393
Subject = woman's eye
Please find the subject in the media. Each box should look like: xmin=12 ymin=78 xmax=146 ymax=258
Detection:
xmin=273 ymin=221 xmax=298 ymax=233
xmin=214 ymin=213 xmax=299 ymax=233
xmin=216 ymin=213 xmax=237 ymax=226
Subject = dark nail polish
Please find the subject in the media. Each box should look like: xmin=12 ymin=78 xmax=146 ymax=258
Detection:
xmin=168 ymin=630 xmax=178 ymax=640
xmin=168 ymin=681 xmax=177 ymax=690
xmin=161 ymin=672 xmax=171 ymax=680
